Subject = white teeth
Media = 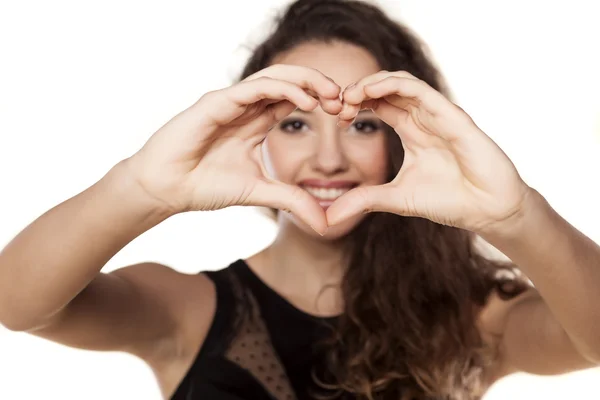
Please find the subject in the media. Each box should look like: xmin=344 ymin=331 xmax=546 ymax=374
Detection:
xmin=303 ymin=186 xmax=351 ymax=200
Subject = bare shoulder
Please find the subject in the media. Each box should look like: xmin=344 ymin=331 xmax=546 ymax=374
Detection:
xmin=114 ymin=263 xmax=218 ymax=397
xmin=477 ymin=283 xmax=596 ymax=384
xmin=112 ymin=261 xmax=215 ymax=313
xmin=113 ymin=262 xmax=217 ymax=359
xmin=27 ymin=261 xmax=217 ymax=373
xmin=476 ymin=283 xmax=537 ymax=338
xmin=476 ymin=284 xmax=537 ymax=383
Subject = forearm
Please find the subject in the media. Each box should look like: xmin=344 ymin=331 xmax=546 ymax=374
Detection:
xmin=0 ymin=159 xmax=174 ymax=330
xmin=479 ymin=188 xmax=600 ymax=361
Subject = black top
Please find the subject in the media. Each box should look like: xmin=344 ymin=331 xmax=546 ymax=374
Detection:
xmin=171 ymin=259 xmax=345 ymax=400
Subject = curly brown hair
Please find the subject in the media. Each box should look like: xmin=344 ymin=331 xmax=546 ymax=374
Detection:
xmin=236 ymin=1 xmax=529 ymax=399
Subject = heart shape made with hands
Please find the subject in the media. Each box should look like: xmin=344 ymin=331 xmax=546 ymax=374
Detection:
xmin=260 ymin=69 xmax=530 ymax=236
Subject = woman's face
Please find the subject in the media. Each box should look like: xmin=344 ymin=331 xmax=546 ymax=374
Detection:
xmin=264 ymin=41 xmax=389 ymax=240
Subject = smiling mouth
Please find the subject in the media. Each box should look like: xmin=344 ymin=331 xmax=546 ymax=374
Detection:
xmin=302 ymin=186 xmax=352 ymax=201
xmin=298 ymin=182 xmax=359 ymax=208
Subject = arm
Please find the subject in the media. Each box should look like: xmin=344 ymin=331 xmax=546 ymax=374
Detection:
xmin=0 ymin=66 xmax=338 ymax=364
xmin=480 ymin=188 xmax=600 ymax=375
xmin=323 ymin=70 xmax=600 ymax=376
xmin=0 ymin=159 xmax=188 ymax=360
xmin=27 ymin=261 xmax=216 ymax=363
xmin=481 ymin=287 xmax=596 ymax=380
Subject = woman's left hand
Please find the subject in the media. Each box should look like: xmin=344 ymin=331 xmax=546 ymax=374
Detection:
xmin=326 ymin=70 xmax=532 ymax=234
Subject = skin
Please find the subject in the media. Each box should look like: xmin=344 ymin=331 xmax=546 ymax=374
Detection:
xmin=0 ymin=40 xmax=598 ymax=400
xmin=247 ymin=41 xmax=389 ymax=313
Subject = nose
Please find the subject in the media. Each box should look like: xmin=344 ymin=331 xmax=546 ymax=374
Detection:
xmin=310 ymin=123 xmax=349 ymax=175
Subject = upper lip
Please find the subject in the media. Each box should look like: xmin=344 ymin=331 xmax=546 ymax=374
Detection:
xmin=298 ymin=179 xmax=359 ymax=188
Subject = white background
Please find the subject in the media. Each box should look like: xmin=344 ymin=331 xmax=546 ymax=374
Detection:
xmin=1 ymin=0 xmax=599 ymax=398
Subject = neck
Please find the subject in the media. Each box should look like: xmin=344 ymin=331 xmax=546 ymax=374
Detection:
xmin=261 ymin=216 xmax=349 ymax=295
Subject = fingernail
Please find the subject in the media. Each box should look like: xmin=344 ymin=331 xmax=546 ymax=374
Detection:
xmin=308 ymin=224 xmax=323 ymax=235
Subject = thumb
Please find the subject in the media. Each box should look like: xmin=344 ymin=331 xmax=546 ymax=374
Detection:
xmin=248 ymin=180 xmax=328 ymax=235
xmin=326 ymin=185 xmax=396 ymax=226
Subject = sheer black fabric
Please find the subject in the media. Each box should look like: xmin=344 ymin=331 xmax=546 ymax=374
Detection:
xmin=171 ymin=259 xmax=344 ymax=400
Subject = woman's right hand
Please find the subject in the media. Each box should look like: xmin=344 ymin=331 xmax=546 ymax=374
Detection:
xmin=124 ymin=64 xmax=342 ymax=234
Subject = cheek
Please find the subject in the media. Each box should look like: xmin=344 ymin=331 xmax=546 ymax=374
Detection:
xmin=348 ymin=137 xmax=389 ymax=184
xmin=262 ymin=136 xmax=304 ymax=182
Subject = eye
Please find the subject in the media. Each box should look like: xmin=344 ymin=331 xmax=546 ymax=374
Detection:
xmin=279 ymin=118 xmax=308 ymax=133
xmin=349 ymin=119 xmax=382 ymax=134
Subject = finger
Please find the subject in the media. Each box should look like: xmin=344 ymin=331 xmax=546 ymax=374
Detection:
xmin=342 ymin=71 xmax=419 ymax=106
xmin=337 ymin=98 xmax=383 ymax=129
xmin=235 ymin=98 xmax=309 ymax=143
xmin=264 ymin=90 xmax=342 ymax=116
xmin=267 ymin=99 xmax=299 ymax=124
xmin=252 ymin=99 xmax=304 ymax=138
xmin=202 ymin=77 xmax=319 ymax=126
xmin=250 ymin=142 xmax=328 ymax=234
xmin=360 ymin=99 xmax=379 ymax=110
xmin=326 ymin=185 xmax=396 ymax=226
xmin=245 ymin=64 xmax=343 ymax=115
xmin=362 ymin=77 xmax=446 ymax=115
xmin=244 ymin=64 xmax=341 ymax=100
xmin=368 ymin=97 xmax=408 ymax=130
xmin=319 ymin=97 xmax=344 ymax=115
xmin=337 ymin=72 xmax=417 ymax=122
xmin=249 ymin=180 xmax=328 ymax=235
xmin=369 ymin=79 xmax=482 ymax=144
xmin=336 ymin=118 xmax=354 ymax=129
xmin=337 ymin=101 xmax=361 ymax=123
xmin=366 ymin=98 xmax=421 ymax=149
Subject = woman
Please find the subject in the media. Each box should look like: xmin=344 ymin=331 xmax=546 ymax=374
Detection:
xmin=0 ymin=0 xmax=598 ymax=399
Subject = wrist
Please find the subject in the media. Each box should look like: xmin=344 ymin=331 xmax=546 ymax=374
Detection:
xmin=477 ymin=187 xmax=547 ymax=244
xmin=107 ymin=159 xmax=180 ymax=221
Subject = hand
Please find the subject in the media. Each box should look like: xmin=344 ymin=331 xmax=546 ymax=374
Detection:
xmin=327 ymin=70 xmax=532 ymax=233
xmin=125 ymin=64 xmax=342 ymax=234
